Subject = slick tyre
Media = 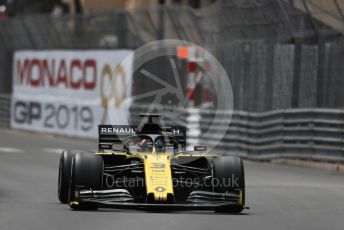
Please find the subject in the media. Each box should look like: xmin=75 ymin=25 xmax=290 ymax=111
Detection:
xmin=58 ymin=150 xmax=74 ymax=204
xmin=68 ymin=152 xmax=103 ymax=210
xmin=212 ymin=156 xmax=245 ymax=213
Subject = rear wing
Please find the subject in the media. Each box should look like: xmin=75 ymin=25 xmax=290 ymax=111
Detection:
xmin=161 ymin=126 xmax=187 ymax=149
xmin=98 ymin=125 xmax=186 ymax=151
xmin=98 ymin=125 xmax=137 ymax=151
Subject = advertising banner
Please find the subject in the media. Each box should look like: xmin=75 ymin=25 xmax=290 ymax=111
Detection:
xmin=11 ymin=50 xmax=133 ymax=138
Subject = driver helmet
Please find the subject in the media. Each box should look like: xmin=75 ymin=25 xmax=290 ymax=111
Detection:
xmin=138 ymin=138 xmax=152 ymax=152
xmin=154 ymin=139 xmax=165 ymax=152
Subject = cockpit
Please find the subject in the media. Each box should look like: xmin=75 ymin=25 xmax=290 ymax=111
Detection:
xmin=123 ymin=135 xmax=179 ymax=154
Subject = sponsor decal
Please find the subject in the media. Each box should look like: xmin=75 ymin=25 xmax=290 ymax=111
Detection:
xmin=150 ymin=163 xmax=166 ymax=169
xmin=100 ymin=127 xmax=136 ymax=134
xmin=162 ymin=129 xmax=181 ymax=135
xmin=154 ymin=186 xmax=166 ymax=192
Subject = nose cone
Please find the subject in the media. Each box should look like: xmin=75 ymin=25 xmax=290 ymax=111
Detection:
xmin=143 ymin=154 xmax=174 ymax=202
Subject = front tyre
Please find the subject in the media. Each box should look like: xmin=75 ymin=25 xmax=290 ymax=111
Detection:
xmin=68 ymin=152 xmax=103 ymax=210
xmin=58 ymin=150 xmax=74 ymax=203
xmin=212 ymin=156 xmax=245 ymax=213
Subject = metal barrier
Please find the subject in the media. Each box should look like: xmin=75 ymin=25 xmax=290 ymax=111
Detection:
xmin=0 ymin=93 xmax=10 ymax=128
xmin=1 ymin=99 xmax=343 ymax=162
xmin=130 ymin=104 xmax=344 ymax=162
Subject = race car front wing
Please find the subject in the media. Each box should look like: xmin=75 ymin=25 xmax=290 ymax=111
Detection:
xmin=71 ymin=188 xmax=248 ymax=211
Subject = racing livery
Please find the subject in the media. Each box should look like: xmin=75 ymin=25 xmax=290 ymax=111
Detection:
xmin=58 ymin=114 xmax=247 ymax=213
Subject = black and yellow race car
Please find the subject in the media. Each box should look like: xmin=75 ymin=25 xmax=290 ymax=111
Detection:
xmin=58 ymin=114 xmax=246 ymax=213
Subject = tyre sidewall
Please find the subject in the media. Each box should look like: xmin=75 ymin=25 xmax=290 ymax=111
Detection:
xmin=68 ymin=152 xmax=103 ymax=210
xmin=58 ymin=150 xmax=74 ymax=203
xmin=212 ymin=156 xmax=245 ymax=211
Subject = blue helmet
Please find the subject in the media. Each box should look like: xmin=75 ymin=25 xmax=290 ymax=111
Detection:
xmin=154 ymin=139 xmax=165 ymax=149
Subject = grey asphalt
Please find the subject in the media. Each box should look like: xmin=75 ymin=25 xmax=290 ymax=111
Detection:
xmin=0 ymin=128 xmax=344 ymax=230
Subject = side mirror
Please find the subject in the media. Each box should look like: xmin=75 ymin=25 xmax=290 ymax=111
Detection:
xmin=194 ymin=146 xmax=207 ymax=151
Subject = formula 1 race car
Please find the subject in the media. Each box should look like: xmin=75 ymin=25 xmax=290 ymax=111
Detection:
xmin=58 ymin=114 xmax=246 ymax=213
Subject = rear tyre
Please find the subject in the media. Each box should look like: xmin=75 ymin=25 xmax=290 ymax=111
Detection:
xmin=212 ymin=156 xmax=245 ymax=213
xmin=58 ymin=150 xmax=74 ymax=203
xmin=68 ymin=152 xmax=103 ymax=210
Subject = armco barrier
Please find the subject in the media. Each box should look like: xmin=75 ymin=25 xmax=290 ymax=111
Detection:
xmin=0 ymin=93 xmax=10 ymax=128
xmin=130 ymin=104 xmax=344 ymax=163
xmin=2 ymin=100 xmax=344 ymax=162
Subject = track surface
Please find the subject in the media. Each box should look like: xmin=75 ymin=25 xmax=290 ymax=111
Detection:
xmin=0 ymin=128 xmax=344 ymax=230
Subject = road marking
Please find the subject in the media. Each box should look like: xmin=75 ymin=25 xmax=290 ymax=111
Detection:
xmin=0 ymin=147 xmax=23 ymax=153
xmin=42 ymin=148 xmax=63 ymax=154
